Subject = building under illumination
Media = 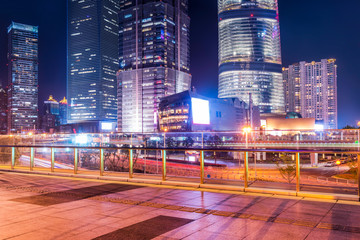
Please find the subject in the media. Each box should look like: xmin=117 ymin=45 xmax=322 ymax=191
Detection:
xmin=118 ymin=0 xmax=192 ymax=133
xmin=67 ymin=0 xmax=119 ymax=124
xmin=158 ymin=90 xmax=259 ymax=132
xmin=283 ymin=59 xmax=338 ymax=129
xmin=59 ymin=97 xmax=68 ymax=125
xmin=218 ymin=0 xmax=284 ymax=114
xmin=7 ymin=22 xmax=39 ymax=133
xmin=0 ymin=88 xmax=7 ymax=134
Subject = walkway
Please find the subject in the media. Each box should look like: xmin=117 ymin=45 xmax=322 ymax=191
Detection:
xmin=1 ymin=172 xmax=360 ymax=239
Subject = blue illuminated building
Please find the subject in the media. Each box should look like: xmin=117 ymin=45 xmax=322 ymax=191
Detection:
xmin=218 ymin=0 xmax=284 ymax=114
xmin=67 ymin=0 xmax=119 ymax=124
xmin=7 ymin=22 xmax=39 ymax=133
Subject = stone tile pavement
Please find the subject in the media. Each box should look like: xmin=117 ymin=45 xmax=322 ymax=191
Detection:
xmin=0 ymin=172 xmax=360 ymax=239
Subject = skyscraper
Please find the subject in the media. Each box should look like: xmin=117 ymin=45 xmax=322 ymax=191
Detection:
xmin=283 ymin=59 xmax=338 ymax=129
xmin=218 ymin=0 xmax=284 ymax=114
xmin=0 ymin=87 xmax=7 ymax=134
xmin=41 ymin=96 xmax=60 ymax=132
xmin=59 ymin=97 xmax=68 ymax=125
xmin=67 ymin=0 xmax=119 ymax=124
xmin=118 ymin=0 xmax=191 ymax=133
xmin=7 ymin=22 xmax=39 ymax=133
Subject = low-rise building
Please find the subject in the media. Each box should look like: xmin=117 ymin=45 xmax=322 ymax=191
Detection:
xmin=158 ymin=90 xmax=260 ymax=132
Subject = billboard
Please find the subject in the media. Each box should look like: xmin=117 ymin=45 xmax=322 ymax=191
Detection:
xmin=191 ymin=98 xmax=210 ymax=125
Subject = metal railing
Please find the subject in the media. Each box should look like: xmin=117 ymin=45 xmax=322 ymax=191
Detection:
xmin=1 ymin=144 xmax=359 ymax=201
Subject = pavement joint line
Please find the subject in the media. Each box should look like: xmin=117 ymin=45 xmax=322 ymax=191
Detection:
xmin=304 ymin=200 xmax=338 ymax=239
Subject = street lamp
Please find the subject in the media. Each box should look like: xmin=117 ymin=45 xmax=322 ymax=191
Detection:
xmin=243 ymin=127 xmax=252 ymax=149
xmin=336 ymin=160 xmax=341 ymax=175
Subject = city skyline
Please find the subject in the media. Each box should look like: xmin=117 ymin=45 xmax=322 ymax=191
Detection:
xmin=0 ymin=0 xmax=357 ymax=127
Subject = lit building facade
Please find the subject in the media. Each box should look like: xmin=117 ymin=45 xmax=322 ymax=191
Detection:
xmin=0 ymin=88 xmax=7 ymax=134
xmin=218 ymin=0 xmax=284 ymax=114
xmin=118 ymin=0 xmax=191 ymax=133
xmin=42 ymin=96 xmax=59 ymax=132
xmin=59 ymin=97 xmax=68 ymax=125
xmin=158 ymin=90 xmax=257 ymax=132
xmin=44 ymin=96 xmax=60 ymax=116
xmin=283 ymin=59 xmax=338 ymax=129
xmin=7 ymin=22 xmax=39 ymax=133
xmin=67 ymin=0 xmax=119 ymax=123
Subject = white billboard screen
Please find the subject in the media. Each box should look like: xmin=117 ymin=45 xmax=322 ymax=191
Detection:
xmin=191 ymin=98 xmax=210 ymax=125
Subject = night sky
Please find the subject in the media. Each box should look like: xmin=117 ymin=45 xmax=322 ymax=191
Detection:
xmin=0 ymin=0 xmax=358 ymax=128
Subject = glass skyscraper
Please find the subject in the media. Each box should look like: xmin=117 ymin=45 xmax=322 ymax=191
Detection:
xmin=67 ymin=0 xmax=119 ymax=123
xmin=118 ymin=0 xmax=191 ymax=133
xmin=218 ymin=0 xmax=284 ymax=114
xmin=7 ymin=22 xmax=39 ymax=133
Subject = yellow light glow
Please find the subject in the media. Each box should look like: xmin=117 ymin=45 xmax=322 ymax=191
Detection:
xmin=243 ymin=127 xmax=252 ymax=134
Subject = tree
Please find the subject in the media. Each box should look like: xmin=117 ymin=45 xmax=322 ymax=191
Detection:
xmin=165 ymin=137 xmax=175 ymax=149
xmin=205 ymin=135 xmax=223 ymax=164
xmin=183 ymin=137 xmax=194 ymax=160
xmin=276 ymin=154 xmax=296 ymax=184
xmin=343 ymin=125 xmax=359 ymax=129
xmin=347 ymin=161 xmax=358 ymax=182
xmin=183 ymin=137 xmax=194 ymax=148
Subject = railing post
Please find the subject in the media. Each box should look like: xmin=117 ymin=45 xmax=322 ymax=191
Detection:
xmin=296 ymin=153 xmax=300 ymax=193
xmin=100 ymin=148 xmax=104 ymax=176
xmin=51 ymin=148 xmax=55 ymax=172
xmin=358 ymin=154 xmax=360 ymax=201
xmin=244 ymin=152 xmax=249 ymax=188
xmin=11 ymin=147 xmax=15 ymax=170
xmin=30 ymin=148 xmax=34 ymax=171
xmin=129 ymin=149 xmax=133 ymax=178
xmin=162 ymin=150 xmax=166 ymax=181
xmin=74 ymin=148 xmax=78 ymax=174
xmin=200 ymin=150 xmax=204 ymax=184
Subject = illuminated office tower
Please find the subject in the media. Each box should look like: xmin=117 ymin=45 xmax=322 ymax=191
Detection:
xmin=218 ymin=0 xmax=284 ymax=114
xmin=7 ymin=22 xmax=39 ymax=133
xmin=283 ymin=59 xmax=338 ymax=129
xmin=59 ymin=97 xmax=68 ymax=125
xmin=282 ymin=64 xmax=300 ymax=113
xmin=118 ymin=0 xmax=191 ymax=133
xmin=0 ymin=87 xmax=7 ymax=134
xmin=67 ymin=0 xmax=119 ymax=123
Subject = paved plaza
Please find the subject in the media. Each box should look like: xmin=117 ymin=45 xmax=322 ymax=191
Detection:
xmin=1 ymin=172 xmax=360 ymax=239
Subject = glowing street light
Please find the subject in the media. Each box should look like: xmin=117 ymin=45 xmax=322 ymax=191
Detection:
xmin=243 ymin=127 xmax=252 ymax=149
xmin=243 ymin=127 xmax=252 ymax=134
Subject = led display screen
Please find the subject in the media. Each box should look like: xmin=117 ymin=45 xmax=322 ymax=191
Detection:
xmin=101 ymin=122 xmax=113 ymax=130
xmin=191 ymin=98 xmax=210 ymax=125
